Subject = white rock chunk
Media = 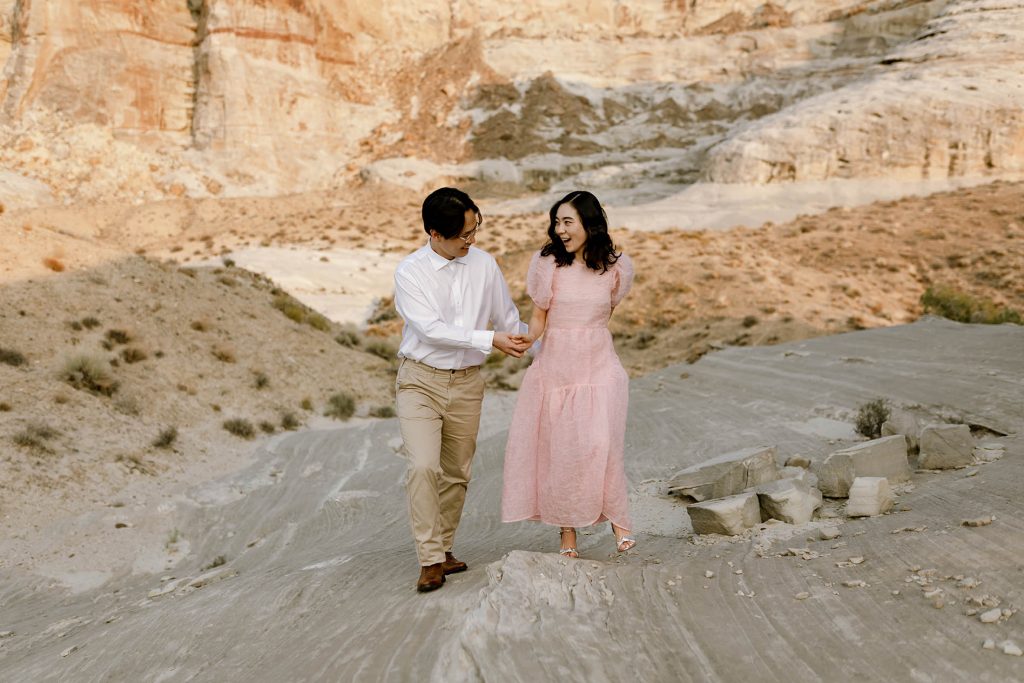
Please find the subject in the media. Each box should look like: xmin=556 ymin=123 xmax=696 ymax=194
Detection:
xmin=846 ymin=477 xmax=893 ymax=517
xmin=814 ymin=435 xmax=909 ymax=498
xmin=918 ymin=424 xmax=975 ymax=469
xmin=755 ymin=477 xmax=823 ymax=525
xmin=687 ymin=492 xmax=762 ymax=536
xmin=668 ymin=446 xmax=779 ymax=502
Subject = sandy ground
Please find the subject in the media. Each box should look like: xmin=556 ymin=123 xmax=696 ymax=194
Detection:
xmin=0 ymin=318 xmax=1020 ymax=680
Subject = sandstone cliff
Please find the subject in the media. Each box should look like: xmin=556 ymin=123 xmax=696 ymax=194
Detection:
xmin=0 ymin=0 xmax=1021 ymax=207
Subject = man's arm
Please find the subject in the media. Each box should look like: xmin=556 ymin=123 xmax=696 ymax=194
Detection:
xmin=394 ymin=269 xmax=494 ymax=353
xmin=489 ymin=259 xmax=530 ymax=336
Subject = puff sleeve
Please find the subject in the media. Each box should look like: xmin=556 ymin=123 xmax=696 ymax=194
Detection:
xmin=610 ymin=253 xmax=634 ymax=308
xmin=526 ymin=251 xmax=555 ymax=310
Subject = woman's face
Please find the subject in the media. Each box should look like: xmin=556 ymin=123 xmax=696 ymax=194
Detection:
xmin=554 ymin=202 xmax=587 ymax=255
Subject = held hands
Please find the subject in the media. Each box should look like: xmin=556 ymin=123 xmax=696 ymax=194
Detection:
xmin=493 ymin=332 xmax=533 ymax=358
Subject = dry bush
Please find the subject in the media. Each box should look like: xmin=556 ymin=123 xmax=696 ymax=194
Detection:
xmin=62 ymin=353 xmax=119 ymax=396
xmin=253 ymin=371 xmax=270 ymax=389
xmin=259 ymin=421 xmax=277 ymax=434
xmin=202 ymin=555 xmax=227 ymax=570
xmin=307 ymin=313 xmax=331 ymax=332
xmin=272 ymin=295 xmax=306 ymax=324
xmin=190 ymin=319 xmax=211 ymax=332
xmin=325 ymin=392 xmax=356 ymax=420
xmin=211 ymin=345 xmax=237 ymax=363
xmin=370 ymin=405 xmax=396 ymax=418
xmin=105 ymin=329 xmax=133 ymax=345
xmin=43 ymin=257 xmax=65 ymax=272
xmin=223 ymin=418 xmax=255 ymax=439
xmin=365 ymin=339 xmax=397 ymax=361
xmin=921 ymin=286 xmax=1022 ymax=325
xmin=335 ymin=327 xmax=361 ymax=348
xmin=0 ymin=348 xmax=27 ymax=367
xmin=153 ymin=426 xmax=178 ymax=449
xmin=80 ymin=316 xmax=101 ymax=329
xmin=855 ymin=398 xmax=890 ymax=439
xmin=13 ymin=422 xmax=60 ymax=453
xmin=121 ymin=347 xmax=148 ymax=364
xmin=300 ymin=397 xmax=314 ymax=411
xmin=0 ymin=402 xmax=12 ymax=412
xmin=281 ymin=412 xmax=301 ymax=430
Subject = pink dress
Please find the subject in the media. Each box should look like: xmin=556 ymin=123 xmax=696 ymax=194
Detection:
xmin=501 ymin=251 xmax=634 ymax=529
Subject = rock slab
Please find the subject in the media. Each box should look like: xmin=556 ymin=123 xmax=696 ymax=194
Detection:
xmin=814 ymin=435 xmax=909 ymax=497
xmin=918 ymin=424 xmax=975 ymax=469
xmin=846 ymin=477 xmax=894 ymax=517
xmin=687 ymin=492 xmax=762 ymax=536
xmin=667 ymin=446 xmax=779 ymax=502
xmin=755 ymin=478 xmax=823 ymax=525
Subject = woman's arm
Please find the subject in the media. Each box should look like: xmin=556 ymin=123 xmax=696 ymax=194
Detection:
xmin=527 ymin=305 xmax=547 ymax=343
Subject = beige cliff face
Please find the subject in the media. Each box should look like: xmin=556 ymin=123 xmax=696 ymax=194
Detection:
xmin=0 ymin=0 xmax=1022 ymax=205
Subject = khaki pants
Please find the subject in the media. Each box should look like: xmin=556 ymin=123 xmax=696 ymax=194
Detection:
xmin=396 ymin=358 xmax=484 ymax=566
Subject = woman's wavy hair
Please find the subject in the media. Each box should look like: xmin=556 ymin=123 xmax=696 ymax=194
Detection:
xmin=540 ymin=190 xmax=620 ymax=272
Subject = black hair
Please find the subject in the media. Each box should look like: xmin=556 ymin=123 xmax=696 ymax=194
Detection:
xmin=421 ymin=187 xmax=480 ymax=239
xmin=540 ymin=190 xmax=620 ymax=272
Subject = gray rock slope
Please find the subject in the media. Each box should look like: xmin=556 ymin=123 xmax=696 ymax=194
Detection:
xmin=0 ymin=317 xmax=1021 ymax=681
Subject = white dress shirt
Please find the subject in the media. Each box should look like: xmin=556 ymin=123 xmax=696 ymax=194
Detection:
xmin=394 ymin=242 xmax=526 ymax=370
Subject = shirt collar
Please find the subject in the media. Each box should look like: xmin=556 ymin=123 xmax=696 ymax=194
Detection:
xmin=425 ymin=241 xmax=469 ymax=270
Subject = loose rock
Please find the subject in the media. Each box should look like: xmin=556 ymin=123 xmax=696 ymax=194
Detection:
xmin=687 ymin=492 xmax=762 ymax=536
xmin=813 ymin=435 xmax=909 ymax=498
xmin=819 ymin=527 xmax=841 ymax=540
xmin=962 ymin=516 xmax=993 ymax=527
xmin=668 ymin=446 xmax=779 ymax=502
xmin=755 ymin=477 xmax=823 ymax=525
xmin=1003 ymin=641 xmax=1023 ymax=657
xmin=846 ymin=477 xmax=894 ymax=517
xmin=979 ymin=607 xmax=1002 ymax=623
xmin=918 ymin=424 xmax=975 ymax=469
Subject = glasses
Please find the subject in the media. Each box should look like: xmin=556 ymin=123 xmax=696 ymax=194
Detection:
xmin=456 ymin=219 xmax=482 ymax=244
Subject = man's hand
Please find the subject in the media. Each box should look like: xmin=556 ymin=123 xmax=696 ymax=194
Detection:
xmin=493 ymin=332 xmax=531 ymax=358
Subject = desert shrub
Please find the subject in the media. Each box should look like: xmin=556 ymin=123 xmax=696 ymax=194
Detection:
xmin=253 ymin=371 xmax=270 ymax=389
xmin=365 ymin=339 xmax=397 ymax=361
xmin=259 ymin=421 xmax=277 ymax=434
xmin=121 ymin=347 xmax=148 ymax=364
xmin=742 ymin=315 xmax=759 ymax=328
xmin=62 ymin=353 xmax=119 ymax=396
xmin=324 ymin=392 xmax=356 ymax=420
xmin=0 ymin=402 xmax=11 ymax=412
xmin=370 ymin=405 xmax=396 ymax=418
xmin=300 ymin=397 xmax=314 ymax=411
xmin=105 ymin=329 xmax=133 ymax=345
xmin=335 ymin=328 xmax=361 ymax=348
xmin=272 ymin=295 xmax=306 ymax=324
xmin=211 ymin=345 xmax=237 ymax=363
xmin=0 ymin=348 xmax=26 ymax=367
xmin=202 ymin=555 xmax=227 ymax=570
xmin=281 ymin=412 xmax=300 ymax=430
xmin=80 ymin=316 xmax=101 ymax=329
xmin=13 ymin=422 xmax=60 ymax=453
xmin=854 ymin=398 xmax=890 ymax=439
xmin=114 ymin=394 xmax=141 ymax=416
xmin=368 ymin=297 xmax=398 ymax=324
xmin=190 ymin=320 xmax=210 ymax=332
xmin=307 ymin=313 xmax=331 ymax=332
xmin=222 ymin=418 xmax=255 ymax=439
xmin=634 ymin=331 xmax=656 ymax=349
xmin=921 ymin=286 xmax=1022 ymax=325
xmin=69 ymin=320 xmax=83 ymax=331
xmin=222 ymin=258 xmax=236 ymax=268
xmin=153 ymin=426 xmax=178 ymax=449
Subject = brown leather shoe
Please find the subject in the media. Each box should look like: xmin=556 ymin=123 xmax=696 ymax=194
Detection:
xmin=416 ymin=563 xmax=445 ymax=592
xmin=442 ymin=551 xmax=468 ymax=575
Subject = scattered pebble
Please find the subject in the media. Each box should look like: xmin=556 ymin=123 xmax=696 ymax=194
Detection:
xmin=819 ymin=528 xmax=841 ymax=540
xmin=957 ymin=577 xmax=981 ymax=589
xmin=923 ymin=589 xmax=943 ymax=599
xmin=1002 ymin=641 xmax=1023 ymax=657
xmin=794 ymin=591 xmax=810 ymax=600
xmin=667 ymin=580 xmax=677 ymax=587
xmin=962 ymin=516 xmax=993 ymax=527
xmin=983 ymin=639 xmax=996 ymax=650
xmin=733 ymin=569 xmax=743 ymax=575
xmin=979 ymin=608 xmax=1002 ymax=623
xmin=704 ymin=570 xmax=714 ymax=578
xmin=0 ymin=631 xmax=13 ymax=638
xmin=843 ymin=580 xmax=867 ymax=588
xmin=60 ymin=645 xmax=79 ymax=658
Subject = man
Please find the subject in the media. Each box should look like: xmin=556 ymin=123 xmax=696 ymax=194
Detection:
xmin=393 ymin=187 xmax=530 ymax=592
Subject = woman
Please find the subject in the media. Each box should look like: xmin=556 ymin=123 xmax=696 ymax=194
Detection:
xmin=501 ymin=190 xmax=636 ymax=556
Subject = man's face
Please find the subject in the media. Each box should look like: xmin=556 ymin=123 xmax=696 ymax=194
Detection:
xmin=430 ymin=209 xmax=479 ymax=260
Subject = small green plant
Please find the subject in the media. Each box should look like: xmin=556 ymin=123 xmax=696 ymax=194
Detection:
xmin=153 ymin=426 xmax=178 ymax=449
xmin=62 ymin=353 xmax=119 ymax=396
xmin=223 ymin=418 xmax=255 ymax=439
xmin=202 ymin=555 xmax=227 ymax=571
xmin=300 ymin=397 xmax=314 ymax=411
xmin=166 ymin=528 xmax=181 ymax=548
xmin=12 ymin=423 xmax=60 ymax=453
xmin=259 ymin=420 xmax=277 ymax=434
xmin=921 ymin=285 xmax=1022 ymax=325
xmin=324 ymin=392 xmax=356 ymax=420
xmin=0 ymin=348 xmax=26 ymax=367
xmin=854 ymin=398 xmax=890 ymax=439
xmin=272 ymin=295 xmax=306 ymax=324
xmin=370 ymin=405 xmax=396 ymax=418
xmin=307 ymin=313 xmax=331 ymax=332
xmin=281 ymin=412 xmax=300 ymax=430
xmin=742 ymin=315 xmax=759 ymax=328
